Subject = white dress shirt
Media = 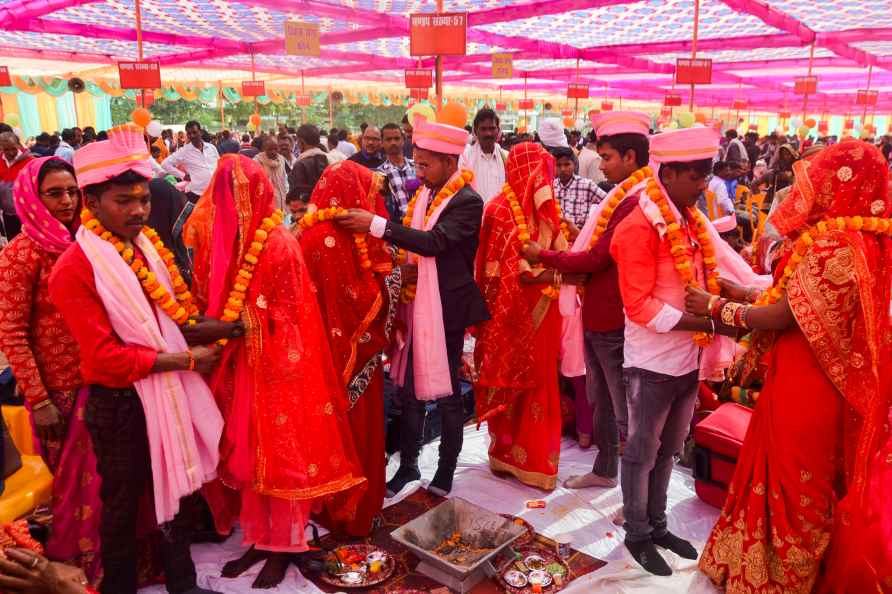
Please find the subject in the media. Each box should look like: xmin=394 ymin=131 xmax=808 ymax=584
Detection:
xmin=577 ymin=146 xmax=605 ymax=184
xmin=458 ymin=143 xmax=507 ymax=204
xmin=161 ymin=141 xmax=219 ymax=195
xmin=337 ymin=141 xmax=357 ymax=157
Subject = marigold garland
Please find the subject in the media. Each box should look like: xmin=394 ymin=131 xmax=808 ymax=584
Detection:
xmin=589 ymin=166 xmax=652 ymax=249
xmin=755 ymin=215 xmax=892 ymax=306
xmin=298 ymin=206 xmax=373 ymax=270
xmin=644 ymin=177 xmax=721 ymax=346
xmin=504 ymin=182 xmax=567 ymax=300
xmin=397 ymin=169 xmax=474 ymax=302
xmin=217 ymin=209 xmax=284 ymax=346
xmin=81 ymin=210 xmax=198 ymax=326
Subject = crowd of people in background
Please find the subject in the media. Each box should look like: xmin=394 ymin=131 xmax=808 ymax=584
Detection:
xmin=0 ymin=105 xmax=891 ymax=594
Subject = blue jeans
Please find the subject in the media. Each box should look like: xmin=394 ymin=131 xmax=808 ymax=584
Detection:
xmin=621 ymin=367 xmax=699 ymax=542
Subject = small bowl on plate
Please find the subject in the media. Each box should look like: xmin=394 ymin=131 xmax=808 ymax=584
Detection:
xmin=528 ymin=570 xmax=553 ymax=587
xmin=503 ymin=569 xmax=529 ymax=588
xmin=524 ymin=554 xmax=547 ymax=571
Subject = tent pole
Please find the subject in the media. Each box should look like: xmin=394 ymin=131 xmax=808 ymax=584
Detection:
xmin=802 ymin=42 xmax=815 ymax=120
xmin=862 ymin=64 xmax=873 ymax=124
xmin=689 ymin=0 xmax=700 ymax=111
xmin=135 ymin=0 xmax=145 ymax=110
xmin=435 ymin=0 xmax=444 ymax=111
xmin=219 ymin=80 xmax=224 ymax=129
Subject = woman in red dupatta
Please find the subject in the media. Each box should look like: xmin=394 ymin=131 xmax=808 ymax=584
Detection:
xmin=694 ymin=140 xmax=892 ymax=593
xmin=299 ymin=161 xmax=401 ymax=536
xmin=474 ymin=142 xmax=569 ymax=491
xmin=183 ymin=155 xmax=365 ymax=588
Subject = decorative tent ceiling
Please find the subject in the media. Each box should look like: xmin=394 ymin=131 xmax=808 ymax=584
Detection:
xmin=1 ymin=0 xmax=891 ymax=113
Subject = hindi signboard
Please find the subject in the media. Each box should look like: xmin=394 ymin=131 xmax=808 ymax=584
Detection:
xmin=409 ymin=13 xmax=467 ymax=56
xmin=794 ymin=76 xmax=818 ymax=95
xmin=135 ymin=89 xmax=155 ymax=108
xmin=675 ymin=58 xmax=712 ymax=85
xmin=664 ymin=94 xmax=682 ymax=107
xmin=0 ymin=67 xmax=10 ymax=87
xmin=856 ymin=89 xmax=879 ymax=106
xmin=492 ymin=53 xmax=513 ymax=79
xmin=410 ymin=88 xmax=429 ymax=100
xmin=295 ymin=94 xmax=312 ymax=106
xmin=405 ymin=69 xmax=433 ymax=89
xmin=567 ymin=83 xmax=589 ymax=99
xmin=242 ymin=80 xmax=266 ymax=97
xmin=601 ymin=101 xmax=614 ymax=111
xmin=285 ymin=21 xmax=320 ymax=56
xmin=518 ymin=98 xmax=534 ymax=110
xmin=118 ymin=61 xmax=161 ymax=89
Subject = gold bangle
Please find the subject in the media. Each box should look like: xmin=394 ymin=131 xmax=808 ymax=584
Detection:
xmin=31 ymin=399 xmax=52 ymax=411
xmin=707 ymin=294 xmax=720 ymax=314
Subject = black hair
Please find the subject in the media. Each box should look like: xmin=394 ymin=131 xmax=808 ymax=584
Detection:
xmin=221 ymin=129 xmax=231 ymax=139
xmin=337 ymin=130 xmax=349 ymax=142
xmin=360 ymin=122 xmax=368 ymax=132
xmin=473 ymin=107 xmax=499 ymax=129
xmin=596 ymin=133 xmax=649 ymax=168
xmin=286 ymin=194 xmax=309 ymax=204
xmin=725 ymin=129 xmax=738 ymax=139
xmin=713 ymin=161 xmax=731 ymax=175
xmin=241 ymin=133 xmax=251 ymax=143
xmin=185 ymin=120 xmax=201 ymax=131
xmin=551 ymin=146 xmax=576 ymax=162
xmin=150 ymin=145 xmax=161 ymax=155
xmin=37 ymin=158 xmax=76 ymax=190
xmin=82 ymin=169 xmax=149 ymax=199
xmin=252 ymin=135 xmax=265 ymax=150
xmin=381 ymin=122 xmax=402 ymax=135
xmin=401 ymin=114 xmax=409 ymax=124
xmin=36 ymin=132 xmax=51 ymax=143
xmin=659 ymin=158 xmax=713 ymax=182
xmin=296 ymin=124 xmax=321 ymax=147
xmin=96 ymin=131 xmax=108 ymax=141
xmin=61 ymin=128 xmax=76 ymax=143
xmin=0 ymin=124 xmax=11 ymax=134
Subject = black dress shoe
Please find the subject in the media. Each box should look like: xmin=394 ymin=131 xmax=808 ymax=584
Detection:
xmin=652 ymin=531 xmax=699 ymax=560
xmin=385 ymin=466 xmax=420 ymax=498
xmin=625 ymin=538 xmax=672 ymax=576
xmin=428 ymin=466 xmax=455 ymax=497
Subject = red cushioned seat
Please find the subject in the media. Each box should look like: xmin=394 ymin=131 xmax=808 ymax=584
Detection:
xmin=692 ymin=403 xmax=753 ymax=509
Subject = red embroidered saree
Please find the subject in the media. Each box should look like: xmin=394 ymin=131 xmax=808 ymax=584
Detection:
xmin=184 ymin=155 xmax=366 ymax=552
xmin=474 ymin=143 xmax=568 ymax=491
xmin=300 ymin=161 xmax=400 ymax=536
xmin=700 ymin=140 xmax=892 ymax=593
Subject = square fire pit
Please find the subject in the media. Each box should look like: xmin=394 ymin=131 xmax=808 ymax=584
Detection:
xmin=390 ymin=497 xmax=527 ymax=593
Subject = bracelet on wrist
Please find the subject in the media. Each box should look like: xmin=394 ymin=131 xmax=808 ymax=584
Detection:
xmin=31 ymin=399 xmax=52 ymax=411
xmin=710 ymin=297 xmax=728 ymax=320
xmin=186 ymin=349 xmax=196 ymax=372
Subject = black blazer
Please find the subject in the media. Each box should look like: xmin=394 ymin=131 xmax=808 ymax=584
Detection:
xmin=384 ymin=185 xmax=490 ymax=334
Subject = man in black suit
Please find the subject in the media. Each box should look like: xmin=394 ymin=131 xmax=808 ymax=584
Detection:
xmin=336 ymin=120 xmax=488 ymax=497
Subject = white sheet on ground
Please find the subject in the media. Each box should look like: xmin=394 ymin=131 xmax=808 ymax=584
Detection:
xmin=140 ymin=424 xmax=721 ymax=593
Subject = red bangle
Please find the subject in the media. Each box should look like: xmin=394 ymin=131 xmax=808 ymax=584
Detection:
xmin=186 ymin=350 xmax=196 ymax=371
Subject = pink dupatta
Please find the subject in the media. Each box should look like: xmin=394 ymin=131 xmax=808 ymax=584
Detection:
xmin=75 ymin=225 xmax=223 ymax=524
xmin=390 ymin=175 xmax=457 ymax=401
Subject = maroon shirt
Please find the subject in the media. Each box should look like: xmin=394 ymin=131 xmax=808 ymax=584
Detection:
xmin=539 ymin=195 xmax=640 ymax=333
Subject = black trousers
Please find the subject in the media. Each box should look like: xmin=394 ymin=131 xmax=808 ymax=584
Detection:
xmin=397 ymin=330 xmax=466 ymax=472
xmin=85 ymin=387 xmax=199 ymax=594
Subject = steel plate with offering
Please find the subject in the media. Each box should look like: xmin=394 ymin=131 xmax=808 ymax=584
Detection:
xmin=498 ymin=545 xmax=571 ymax=593
xmin=320 ymin=544 xmax=395 ymax=588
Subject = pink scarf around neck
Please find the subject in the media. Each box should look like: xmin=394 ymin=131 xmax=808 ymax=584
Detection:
xmin=75 ymin=225 xmax=223 ymax=524
xmin=390 ymin=176 xmax=457 ymax=400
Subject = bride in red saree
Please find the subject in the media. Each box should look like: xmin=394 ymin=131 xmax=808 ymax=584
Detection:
xmin=474 ymin=142 xmax=569 ymax=491
xmin=183 ymin=155 xmax=366 ymax=587
xmin=691 ymin=140 xmax=892 ymax=593
xmin=299 ymin=161 xmax=401 ymax=536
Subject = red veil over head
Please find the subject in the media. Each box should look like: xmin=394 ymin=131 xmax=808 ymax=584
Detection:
xmin=300 ymin=160 xmax=396 ymax=405
xmin=475 ymin=142 xmax=566 ymax=418
xmin=765 ymin=140 xmax=892 ymax=591
xmin=184 ymin=155 xmax=365 ymax=529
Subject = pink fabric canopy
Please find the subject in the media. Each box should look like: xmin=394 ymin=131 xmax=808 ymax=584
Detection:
xmin=1 ymin=0 xmax=891 ymax=113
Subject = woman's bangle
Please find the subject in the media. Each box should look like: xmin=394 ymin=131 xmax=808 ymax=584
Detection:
xmin=719 ymin=301 xmax=751 ymax=329
xmin=186 ymin=349 xmax=196 ymax=372
xmin=707 ymin=295 xmax=720 ymax=316
xmin=710 ymin=297 xmax=727 ymax=320
xmin=745 ymin=287 xmax=761 ymax=303
xmin=31 ymin=399 xmax=52 ymax=411
xmin=707 ymin=317 xmax=716 ymax=339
